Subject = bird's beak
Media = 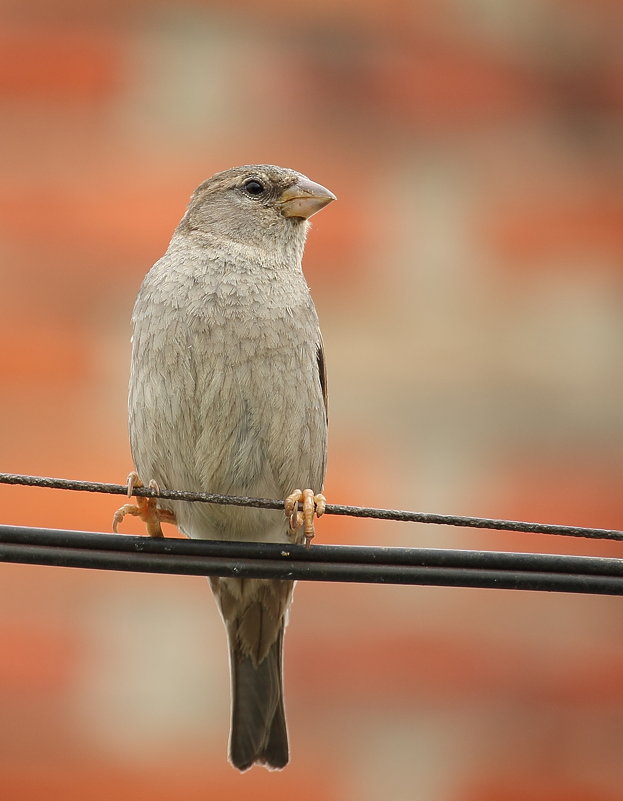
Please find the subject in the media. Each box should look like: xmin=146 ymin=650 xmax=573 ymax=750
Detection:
xmin=278 ymin=178 xmax=336 ymax=220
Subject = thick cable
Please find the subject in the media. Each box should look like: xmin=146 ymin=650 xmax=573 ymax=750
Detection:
xmin=1 ymin=525 xmax=623 ymax=595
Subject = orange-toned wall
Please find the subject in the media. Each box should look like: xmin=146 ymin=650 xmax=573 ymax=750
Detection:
xmin=1 ymin=2 xmax=623 ymax=799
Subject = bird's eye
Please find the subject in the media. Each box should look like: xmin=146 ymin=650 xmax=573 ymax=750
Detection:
xmin=243 ymin=179 xmax=266 ymax=197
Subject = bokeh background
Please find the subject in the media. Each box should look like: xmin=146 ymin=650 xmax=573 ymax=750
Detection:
xmin=1 ymin=1 xmax=623 ymax=799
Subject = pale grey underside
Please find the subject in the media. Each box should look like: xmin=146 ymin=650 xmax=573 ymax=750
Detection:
xmin=129 ymin=233 xmax=327 ymax=546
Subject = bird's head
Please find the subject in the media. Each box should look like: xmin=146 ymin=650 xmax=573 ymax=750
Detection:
xmin=177 ymin=165 xmax=336 ymax=255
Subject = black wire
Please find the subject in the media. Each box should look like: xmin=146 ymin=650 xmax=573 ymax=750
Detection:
xmin=1 ymin=472 xmax=622 ymax=542
xmin=1 ymin=525 xmax=623 ymax=596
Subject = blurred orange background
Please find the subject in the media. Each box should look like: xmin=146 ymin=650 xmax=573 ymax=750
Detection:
xmin=1 ymin=1 xmax=623 ymax=799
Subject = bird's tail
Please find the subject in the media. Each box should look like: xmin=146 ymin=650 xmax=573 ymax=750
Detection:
xmin=210 ymin=577 xmax=292 ymax=771
xmin=228 ymin=625 xmax=288 ymax=771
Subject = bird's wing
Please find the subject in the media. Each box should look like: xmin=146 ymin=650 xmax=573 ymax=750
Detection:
xmin=317 ymin=336 xmax=328 ymax=424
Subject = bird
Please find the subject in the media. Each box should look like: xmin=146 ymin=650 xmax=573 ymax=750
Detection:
xmin=113 ymin=165 xmax=335 ymax=771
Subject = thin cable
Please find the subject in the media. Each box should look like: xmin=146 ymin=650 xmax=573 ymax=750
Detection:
xmin=1 ymin=524 xmax=623 ymax=595
xmin=1 ymin=471 xmax=622 ymax=542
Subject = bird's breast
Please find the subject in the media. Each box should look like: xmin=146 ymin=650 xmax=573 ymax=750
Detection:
xmin=129 ymin=282 xmax=326 ymax=542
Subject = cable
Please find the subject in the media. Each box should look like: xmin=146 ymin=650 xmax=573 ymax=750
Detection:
xmin=1 ymin=524 xmax=622 ymax=595
xmin=1 ymin=471 xmax=622 ymax=542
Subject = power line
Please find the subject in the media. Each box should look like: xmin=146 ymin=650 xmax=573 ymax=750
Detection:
xmin=1 ymin=524 xmax=622 ymax=595
xmin=1 ymin=471 xmax=622 ymax=542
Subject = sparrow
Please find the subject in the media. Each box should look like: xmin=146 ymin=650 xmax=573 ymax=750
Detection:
xmin=113 ymin=165 xmax=334 ymax=770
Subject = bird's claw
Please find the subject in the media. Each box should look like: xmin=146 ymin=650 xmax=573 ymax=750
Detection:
xmin=285 ymin=489 xmax=326 ymax=546
xmin=112 ymin=471 xmax=175 ymax=537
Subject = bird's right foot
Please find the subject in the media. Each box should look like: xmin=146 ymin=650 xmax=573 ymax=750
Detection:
xmin=112 ymin=471 xmax=176 ymax=537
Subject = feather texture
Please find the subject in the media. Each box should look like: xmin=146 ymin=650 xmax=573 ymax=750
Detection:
xmin=128 ymin=166 xmax=332 ymax=770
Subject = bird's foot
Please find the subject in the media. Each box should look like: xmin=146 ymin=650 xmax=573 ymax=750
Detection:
xmin=284 ymin=489 xmax=326 ymax=547
xmin=112 ymin=471 xmax=176 ymax=537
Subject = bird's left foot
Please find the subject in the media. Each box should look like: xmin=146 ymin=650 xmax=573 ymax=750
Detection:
xmin=285 ymin=489 xmax=326 ymax=546
xmin=112 ymin=472 xmax=177 ymax=537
